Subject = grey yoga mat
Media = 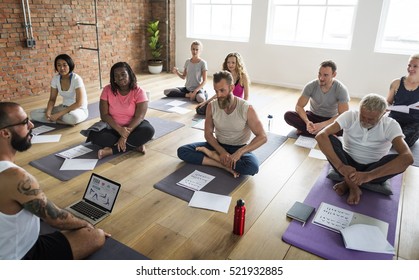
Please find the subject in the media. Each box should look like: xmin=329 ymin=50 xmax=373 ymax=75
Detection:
xmin=154 ymin=133 xmax=287 ymax=202
xmin=29 ymin=117 xmax=185 ymax=181
xmin=148 ymin=97 xmax=194 ymax=112
xmin=39 ymin=221 xmax=149 ymax=260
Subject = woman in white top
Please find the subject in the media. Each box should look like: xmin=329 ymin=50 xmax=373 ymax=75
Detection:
xmin=30 ymin=54 xmax=88 ymax=125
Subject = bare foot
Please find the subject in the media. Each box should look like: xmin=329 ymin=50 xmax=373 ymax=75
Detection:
xmin=347 ymin=186 xmax=362 ymax=205
xmin=196 ymin=147 xmax=220 ymax=161
xmin=137 ymin=145 xmax=146 ymax=154
xmin=98 ymin=147 xmax=113 ymax=159
xmin=333 ymin=181 xmax=348 ymax=196
xmin=227 ymin=168 xmax=240 ymax=178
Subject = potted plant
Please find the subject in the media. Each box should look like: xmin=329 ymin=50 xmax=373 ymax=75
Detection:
xmin=147 ymin=20 xmax=163 ymax=74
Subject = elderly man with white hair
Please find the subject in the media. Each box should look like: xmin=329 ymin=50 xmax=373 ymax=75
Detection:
xmin=316 ymin=93 xmax=413 ymax=205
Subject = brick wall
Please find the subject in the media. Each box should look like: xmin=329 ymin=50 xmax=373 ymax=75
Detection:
xmin=0 ymin=0 xmax=175 ymax=100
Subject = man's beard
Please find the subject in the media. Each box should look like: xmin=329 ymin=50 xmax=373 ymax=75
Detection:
xmin=360 ymin=121 xmax=374 ymax=129
xmin=11 ymin=130 xmax=32 ymax=152
xmin=217 ymin=95 xmax=232 ymax=109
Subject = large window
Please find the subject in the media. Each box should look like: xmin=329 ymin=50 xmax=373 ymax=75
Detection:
xmin=375 ymin=0 xmax=419 ymax=55
xmin=187 ymin=0 xmax=252 ymax=42
xmin=266 ymin=0 xmax=358 ymax=50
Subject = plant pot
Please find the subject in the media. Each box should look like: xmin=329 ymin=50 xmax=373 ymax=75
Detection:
xmin=148 ymin=60 xmax=163 ymax=74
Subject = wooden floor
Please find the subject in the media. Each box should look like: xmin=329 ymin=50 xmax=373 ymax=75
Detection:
xmin=15 ymin=73 xmax=419 ymax=260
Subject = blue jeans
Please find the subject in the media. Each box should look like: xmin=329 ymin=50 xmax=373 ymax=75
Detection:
xmin=177 ymin=141 xmax=260 ymax=176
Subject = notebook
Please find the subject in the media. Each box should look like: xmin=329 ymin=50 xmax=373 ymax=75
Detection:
xmin=286 ymin=201 xmax=315 ymax=226
xmin=312 ymin=202 xmax=389 ymax=236
xmin=65 ymin=173 xmax=121 ymax=225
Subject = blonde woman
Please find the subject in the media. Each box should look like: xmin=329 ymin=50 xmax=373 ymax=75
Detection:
xmin=164 ymin=40 xmax=208 ymax=103
xmin=387 ymin=53 xmax=419 ymax=147
xmin=196 ymin=52 xmax=250 ymax=115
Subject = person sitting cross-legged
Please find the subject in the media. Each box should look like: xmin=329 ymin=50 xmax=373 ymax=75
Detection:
xmin=177 ymin=70 xmax=267 ymax=178
xmin=315 ymin=93 xmax=413 ymax=205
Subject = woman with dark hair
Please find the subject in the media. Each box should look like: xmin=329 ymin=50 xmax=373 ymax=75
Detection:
xmin=86 ymin=62 xmax=155 ymax=159
xmin=30 ymin=54 xmax=88 ymax=125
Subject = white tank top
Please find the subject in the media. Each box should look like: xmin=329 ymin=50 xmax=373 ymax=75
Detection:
xmin=0 ymin=161 xmax=40 ymax=260
xmin=211 ymin=97 xmax=251 ymax=145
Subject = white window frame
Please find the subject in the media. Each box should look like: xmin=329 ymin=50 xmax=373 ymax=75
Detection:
xmin=375 ymin=0 xmax=419 ymax=55
xmin=187 ymin=0 xmax=253 ymax=42
xmin=266 ymin=0 xmax=358 ymax=50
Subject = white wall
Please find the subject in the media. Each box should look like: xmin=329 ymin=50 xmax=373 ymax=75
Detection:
xmin=175 ymin=0 xmax=410 ymax=98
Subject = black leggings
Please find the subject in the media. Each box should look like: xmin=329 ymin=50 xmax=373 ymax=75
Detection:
xmin=328 ymin=135 xmax=400 ymax=184
xmin=87 ymin=120 xmax=155 ymax=154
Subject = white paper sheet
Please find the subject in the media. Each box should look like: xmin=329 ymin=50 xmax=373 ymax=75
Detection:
xmin=388 ymin=101 xmax=419 ymax=113
xmin=188 ymin=191 xmax=232 ymax=213
xmin=166 ymin=100 xmax=186 ymax=107
xmin=192 ymin=119 xmax=205 ymax=130
xmin=295 ymin=135 xmax=317 ymax=149
xmin=32 ymin=125 xmax=55 ymax=135
xmin=177 ymin=170 xmax=215 ymax=191
xmin=308 ymin=148 xmax=327 ymax=160
xmin=55 ymin=145 xmax=93 ymax=159
xmin=31 ymin=134 xmax=61 ymax=144
xmin=340 ymin=224 xmax=395 ymax=254
xmin=59 ymin=158 xmax=98 ymax=170
xmin=168 ymin=106 xmax=191 ymax=114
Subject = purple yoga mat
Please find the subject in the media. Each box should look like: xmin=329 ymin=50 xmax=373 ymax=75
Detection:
xmin=282 ymin=163 xmax=402 ymax=260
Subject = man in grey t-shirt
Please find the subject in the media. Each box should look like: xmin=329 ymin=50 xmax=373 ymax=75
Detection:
xmin=284 ymin=60 xmax=350 ymax=137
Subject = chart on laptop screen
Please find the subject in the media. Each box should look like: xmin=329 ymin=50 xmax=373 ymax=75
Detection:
xmin=85 ymin=175 xmax=120 ymax=211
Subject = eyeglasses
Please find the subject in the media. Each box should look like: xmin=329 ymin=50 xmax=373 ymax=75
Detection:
xmin=0 ymin=117 xmax=30 ymax=130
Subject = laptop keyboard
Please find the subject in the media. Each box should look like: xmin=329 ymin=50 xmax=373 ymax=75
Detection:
xmin=70 ymin=201 xmax=106 ymax=221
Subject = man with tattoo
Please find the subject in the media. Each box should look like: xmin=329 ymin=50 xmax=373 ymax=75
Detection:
xmin=0 ymin=102 xmax=109 ymax=259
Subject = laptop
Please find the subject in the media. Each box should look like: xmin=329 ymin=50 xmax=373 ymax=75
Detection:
xmin=65 ymin=173 xmax=121 ymax=225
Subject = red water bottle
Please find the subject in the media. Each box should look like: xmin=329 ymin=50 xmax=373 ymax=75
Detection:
xmin=233 ymin=199 xmax=246 ymax=235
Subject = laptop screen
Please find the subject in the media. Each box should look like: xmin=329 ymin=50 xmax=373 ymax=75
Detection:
xmin=83 ymin=173 xmax=121 ymax=212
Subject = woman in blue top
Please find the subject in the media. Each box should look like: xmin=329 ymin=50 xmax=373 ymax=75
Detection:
xmin=30 ymin=54 xmax=88 ymax=125
xmin=387 ymin=53 xmax=419 ymax=147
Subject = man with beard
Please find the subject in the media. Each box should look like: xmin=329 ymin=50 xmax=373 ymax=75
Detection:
xmin=177 ymin=70 xmax=267 ymax=177
xmin=315 ymin=93 xmax=413 ymax=205
xmin=0 ymin=102 xmax=109 ymax=259
xmin=284 ymin=60 xmax=350 ymax=136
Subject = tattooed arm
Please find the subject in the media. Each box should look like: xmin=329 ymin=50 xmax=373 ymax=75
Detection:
xmin=13 ymin=167 xmax=93 ymax=230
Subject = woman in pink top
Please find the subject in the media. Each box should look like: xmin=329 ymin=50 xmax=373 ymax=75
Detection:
xmin=196 ymin=52 xmax=250 ymax=115
xmin=87 ymin=62 xmax=155 ymax=159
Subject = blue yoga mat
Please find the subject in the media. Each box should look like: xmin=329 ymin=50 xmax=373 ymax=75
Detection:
xmin=282 ymin=163 xmax=403 ymax=260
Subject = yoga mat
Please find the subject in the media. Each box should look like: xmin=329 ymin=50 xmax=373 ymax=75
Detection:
xmin=282 ymin=163 xmax=403 ymax=260
xmin=31 ymin=101 xmax=100 ymax=131
xmin=29 ymin=142 xmax=119 ymax=181
xmin=286 ymin=129 xmax=299 ymax=139
xmin=29 ymin=117 xmax=185 ymax=181
xmin=154 ymin=133 xmax=287 ymax=202
xmin=148 ymin=117 xmax=185 ymax=139
xmin=149 ymin=97 xmax=194 ymax=112
xmin=40 ymin=221 xmax=149 ymax=260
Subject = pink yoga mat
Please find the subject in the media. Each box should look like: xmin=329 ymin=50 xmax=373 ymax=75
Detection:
xmin=282 ymin=163 xmax=402 ymax=260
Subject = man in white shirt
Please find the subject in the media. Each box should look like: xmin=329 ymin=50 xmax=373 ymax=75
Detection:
xmin=316 ymin=93 xmax=413 ymax=205
xmin=0 ymin=102 xmax=109 ymax=259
